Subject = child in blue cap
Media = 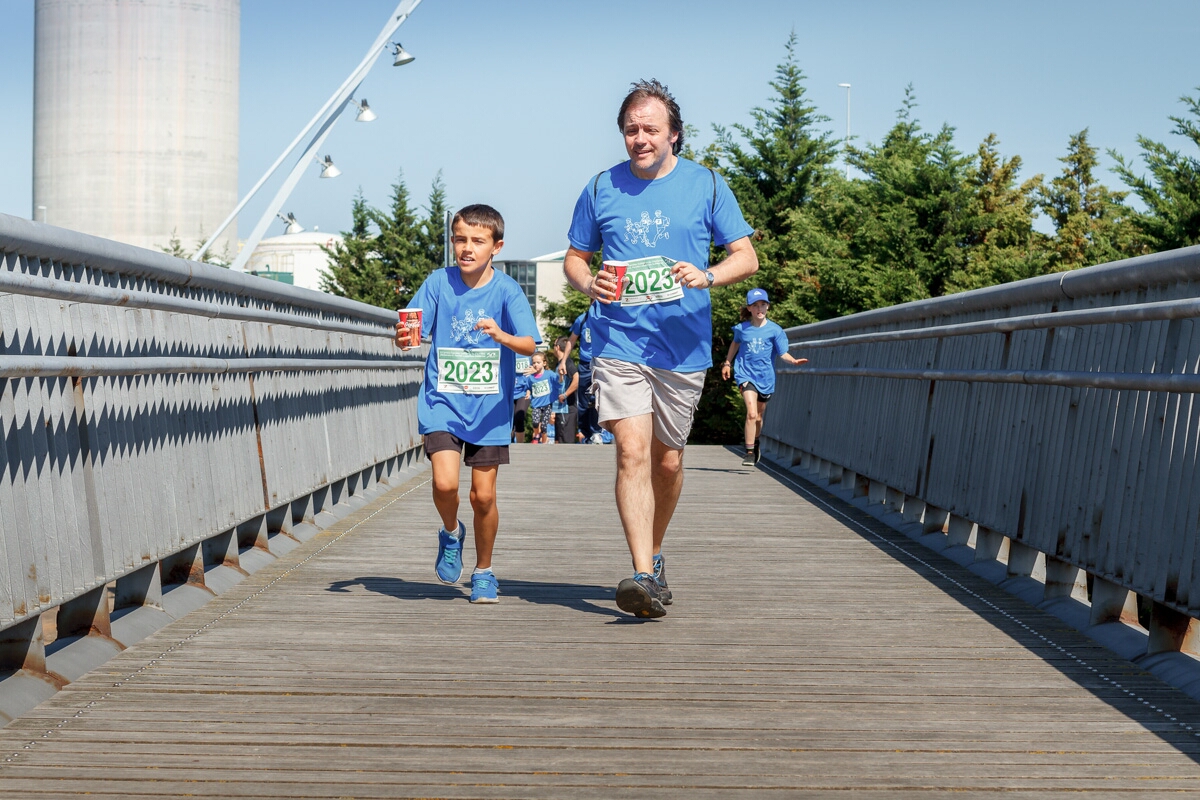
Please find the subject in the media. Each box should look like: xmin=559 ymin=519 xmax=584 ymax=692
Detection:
xmin=721 ymin=288 xmax=806 ymax=466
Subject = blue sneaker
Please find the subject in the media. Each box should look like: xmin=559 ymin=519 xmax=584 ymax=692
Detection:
xmin=470 ymin=570 xmax=499 ymax=604
xmin=435 ymin=522 xmax=465 ymax=584
xmin=652 ymin=553 xmax=672 ymax=605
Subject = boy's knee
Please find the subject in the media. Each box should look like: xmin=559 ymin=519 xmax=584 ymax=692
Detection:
xmin=470 ymin=486 xmax=496 ymax=511
xmin=432 ymin=474 xmax=458 ymax=496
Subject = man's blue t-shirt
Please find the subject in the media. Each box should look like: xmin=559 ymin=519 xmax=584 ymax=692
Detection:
xmin=408 ymin=267 xmax=541 ymax=445
xmin=527 ymin=370 xmax=558 ymax=409
xmin=570 ymin=306 xmax=596 ymax=363
xmin=567 ymin=158 xmax=754 ymax=372
xmin=732 ymin=319 xmax=789 ymax=395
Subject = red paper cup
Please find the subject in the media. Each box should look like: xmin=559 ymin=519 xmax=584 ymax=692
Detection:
xmin=398 ymin=308 xmax=422 ymax=348
xmin=603 ymin=261 xmax=628 ymax=301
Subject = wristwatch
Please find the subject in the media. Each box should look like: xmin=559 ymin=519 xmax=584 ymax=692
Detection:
xmin=703 ymin=269 xmax=715 ymax=288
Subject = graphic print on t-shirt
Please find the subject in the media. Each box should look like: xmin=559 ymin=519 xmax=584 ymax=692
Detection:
xmin=450 ymin=308 xmax=492 ymax=345
xmin=624 ymin=210 xmax=670 ymax=248
xmin=745 ymin=337 xmax=770 ymax=354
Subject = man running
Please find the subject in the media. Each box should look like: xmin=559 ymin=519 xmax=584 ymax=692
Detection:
xmin=562 ymin=79 xmax=759 ymax=618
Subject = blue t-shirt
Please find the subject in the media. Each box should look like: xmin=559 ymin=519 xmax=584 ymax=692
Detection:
xmin=511 ymin=372 xmax=532 ymax=401
xmin=408 ymin=267 xmax=542 ymax=445
xmin=732 ymin=319 xmax=789 ymax=395
xmin=570 ymin=307 xmax=596 ymax=363
xmin=512 ymin=356 xmax=533 ymax=400
xmin=567 ymin=158 xmax=754 ymax=372
xmin=527 ymin=370 xmax=558 ymax=409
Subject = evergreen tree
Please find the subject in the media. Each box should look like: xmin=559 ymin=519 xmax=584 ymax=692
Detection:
xmin=1111 ymin=88 xmax=1200 ymax=251
xmin=947 ymin=133 xmax=1048 ymax=292
xmin=1038 ymin=129 xmax=1141 ymax=271
xmin=370 ymin=173 xmax=427 ymax=308
xmin=320 ymin=191 xmax=393 ymax=307
xmin=418 ymin=172 xmax=449 ymax=271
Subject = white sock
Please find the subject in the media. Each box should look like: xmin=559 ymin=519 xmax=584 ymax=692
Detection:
xmin=473 ymin=567 xmax=493 ymax=575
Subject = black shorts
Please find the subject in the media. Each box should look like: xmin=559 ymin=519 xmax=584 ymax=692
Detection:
xmin=424 ymin=431 xmax=509 ymax=467
xmin=512 ymin=397 xmax=530 ymax=429
xmin=738 ymin=382 xmax=773 ymax=403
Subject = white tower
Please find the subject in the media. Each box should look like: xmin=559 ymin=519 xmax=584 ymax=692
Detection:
xmin=32 ymin=0 xmax=240 ymax=256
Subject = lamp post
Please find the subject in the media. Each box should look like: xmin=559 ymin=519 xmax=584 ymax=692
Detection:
xmin=838 ymin=83 xmax=851 ymax=177
xmin=197 ymin=0 xmax=424 ymax=269
xmin=35 ymin=205 xmax=47 ymax=223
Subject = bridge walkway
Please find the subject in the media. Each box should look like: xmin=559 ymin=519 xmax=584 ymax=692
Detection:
xmin=1 ymin=445 xmax=1199 ymax=797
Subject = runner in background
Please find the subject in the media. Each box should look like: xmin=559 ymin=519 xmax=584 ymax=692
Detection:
xmin=721 ymin=288 xmax=807 ymax=467
xmin=511 ymin=354 xmax=533 ymax=443
xmin=563 ymin=302 xmax=601 ymax=442
xmin=553 ymin=336 xmax=579 ymax=443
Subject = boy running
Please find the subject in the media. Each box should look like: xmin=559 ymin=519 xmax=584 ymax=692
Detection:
xmin=397 ymin=204 xmax=540 ymax=603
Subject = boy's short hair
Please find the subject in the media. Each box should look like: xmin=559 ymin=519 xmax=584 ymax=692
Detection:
xmin=555 ymin=336 xmax=570 ymax=350
xmin=452 ymin=204 xmax=504 ymax=242
xmin=617 ymin=79 xmax=684 ymax=155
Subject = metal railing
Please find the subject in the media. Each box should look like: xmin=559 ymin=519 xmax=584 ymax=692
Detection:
xmin=763 ymin=244 xmax=1200 ymax=659
xmin=0 ymin=213 xmax=423 ymax=683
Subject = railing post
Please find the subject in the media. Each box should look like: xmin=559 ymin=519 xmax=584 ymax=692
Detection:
xmin=1006 ymin=540 xmax=1043 ymax=581
xmin=946 ymin=515 xmax=974 ymax=547
xmin=56 ymin=585 xmax=112 ymax=640
xmin=1089 ymin=577 xmax=1140 ymax=627
xmin=114 ymin=563 xmax=164 ymax=611
xmin=1147 ymin=602 xmax=1200 ymax=656
xmin=1043 ymin=556 xmax=1087 ymax=602
xmin=0 ymin=616 xmax=47 ymax=675
xmin=974 ymin=527 xmax=1008 ymax=563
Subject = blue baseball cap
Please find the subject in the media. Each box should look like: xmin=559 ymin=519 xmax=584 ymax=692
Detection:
xmin=746 ymin=288 xmax=769 ymax=305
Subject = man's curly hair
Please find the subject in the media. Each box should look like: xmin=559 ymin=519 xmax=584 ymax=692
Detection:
xmin=617 ymin=79 xmax=684 ymax=155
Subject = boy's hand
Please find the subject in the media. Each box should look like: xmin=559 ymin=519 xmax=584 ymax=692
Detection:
xmin=474 ymin=317 xmax=505 ymax=343
xmin=721 ymin=363 xmax=731 ymax=381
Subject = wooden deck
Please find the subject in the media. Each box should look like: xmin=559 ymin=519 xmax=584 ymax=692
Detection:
xmin=2 ymin=444 xmax=1200 ymax=797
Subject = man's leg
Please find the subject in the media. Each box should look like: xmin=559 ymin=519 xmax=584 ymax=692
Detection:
xmin=609 ymin=413 xmax=656 ymax=575
xmin=559 ymin=407 xmax=578 ymax=443
xmin=650 ymin=435 xmax=685 ymax=555
xmin=430 ymin=450 xmax=462 ymax=531
xmin=469 ymin=465 xmax=499 ymax=570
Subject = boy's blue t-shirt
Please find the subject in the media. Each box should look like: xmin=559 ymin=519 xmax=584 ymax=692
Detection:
xmin=408 ymin=267 xmax=542 ymax=445
xmin=732 ymin=319 xmax=789 ymax=395
xmin=511 ymin=372 xmax=531 ymax=401
xmin=527 ymin=370 xmax=558 ymax=409
xmin=512 ymin=356 xmax=533 ymax=400
xmin=567 ymin=158 xmax=754 ymax=372
xmin=570 ymin=307 xmax=596 ymax=363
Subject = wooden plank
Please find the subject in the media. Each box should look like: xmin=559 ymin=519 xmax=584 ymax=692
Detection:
xmin=2 ymin=446 xmax=1200 ymax=797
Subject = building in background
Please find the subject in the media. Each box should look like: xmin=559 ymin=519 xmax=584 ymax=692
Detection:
xmin=496 ymin=250 xmax=567 ymax=341
xmin=244 ymin=230 xmax=344 ymax=291
xmin=32 ymin=0 xmax=240 ymax=255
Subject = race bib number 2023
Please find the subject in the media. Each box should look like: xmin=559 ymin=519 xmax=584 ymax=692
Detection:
xmin=437 ymin=347 xmax=501 ymax=394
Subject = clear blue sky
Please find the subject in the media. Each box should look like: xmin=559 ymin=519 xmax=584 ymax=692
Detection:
xmin=1 ymin=0 xmax=1198 ymax=259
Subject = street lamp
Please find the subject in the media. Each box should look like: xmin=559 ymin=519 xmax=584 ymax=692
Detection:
xmin=194 ymin=0 xmax=424 ymax=271
xmin=350 ymin=97 xmax=377 ymax=122
xmin=35 ymin=205 xmax=47 ymax=223
xmin=392 ymin=42 xmax=415 ymax=66
xmin=838 ymin=83 xmax=851 ymax=177
xmin=317 ymin=155 xmax=341 ymax=179
xmin=276 ymin=212 xmax=305 ymax=234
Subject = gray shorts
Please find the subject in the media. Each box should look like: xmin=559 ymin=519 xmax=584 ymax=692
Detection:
xmin=591 ymin=357 xmax=705 ymax=450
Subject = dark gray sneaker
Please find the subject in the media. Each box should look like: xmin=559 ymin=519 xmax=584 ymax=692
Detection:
xmin=652 ymin=553 xmax=672 ymax=605
xmin=615 ymin=572 xmax=666 ymax=618
xmin=742 ymin=448 xmax=756 ymax=467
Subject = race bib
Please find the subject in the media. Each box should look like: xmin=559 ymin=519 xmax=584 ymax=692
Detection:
xmin=530 ymin=378 xmax=551 ymax=398
xmin=515 ymin=356 xmax=532 ymax=372
xmin=617 ymin=256 xmax=684 ymax=306
xmin=437 ymin=347 xmax=501 ymax=394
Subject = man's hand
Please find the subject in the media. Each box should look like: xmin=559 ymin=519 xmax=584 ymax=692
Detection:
xmin=721 ymin=362 xmax=732 ymax=381
xmin=589 ymin=269 xmax=620 ymax=304
xmin=670 ymin=260 xmax=709 ymax=289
